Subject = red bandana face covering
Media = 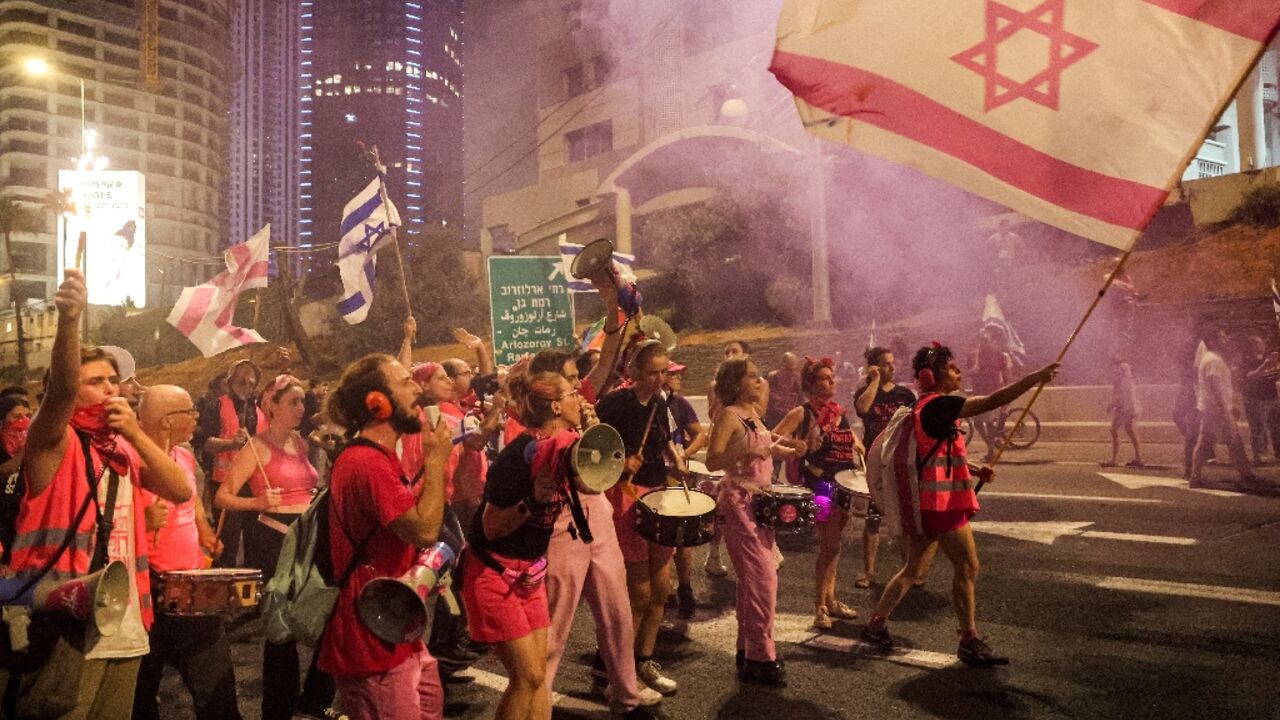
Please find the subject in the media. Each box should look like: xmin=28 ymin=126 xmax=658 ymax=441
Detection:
xmin=71 ymin=403 xmax=128 ymax=474
xmin=0 ymin=417 xmax=29 ymax=456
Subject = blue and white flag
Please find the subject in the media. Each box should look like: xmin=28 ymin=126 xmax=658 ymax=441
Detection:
xmin=557 ymin=240 xmax=637 ymax=293
xmin=337 ymin=178 xmax=401 ymax=324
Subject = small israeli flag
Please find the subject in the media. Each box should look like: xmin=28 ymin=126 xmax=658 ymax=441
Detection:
xmin=557 ymin=240 xmax=636 ymax=293
xmin=337 ymin=178 xmax=401 ymax=324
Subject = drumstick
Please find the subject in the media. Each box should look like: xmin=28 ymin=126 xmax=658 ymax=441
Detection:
xmin=215 ymin=437 xmax=275 ymax=543
xmin=620 ymin=400 xmax=660 ymax=486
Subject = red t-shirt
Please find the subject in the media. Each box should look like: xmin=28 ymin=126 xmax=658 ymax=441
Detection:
xmin=317 ymin=440 xmax=421 ymax=679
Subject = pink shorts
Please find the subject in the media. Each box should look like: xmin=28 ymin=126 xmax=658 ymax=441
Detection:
xmin=460 ymin=550 xmax=550 ymax=644
xmin=610 ymin=486 xmax=677 ymax=565
xmin=920 ymin=509 xmax=975 ymax=537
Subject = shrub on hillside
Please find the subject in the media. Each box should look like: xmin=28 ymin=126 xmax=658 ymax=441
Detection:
xmin=1232 ymin=184 xmax=1280 ymax=228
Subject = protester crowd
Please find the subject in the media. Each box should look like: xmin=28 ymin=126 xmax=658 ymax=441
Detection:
xmin=0 ymin=266 xmax=1274 ymax=720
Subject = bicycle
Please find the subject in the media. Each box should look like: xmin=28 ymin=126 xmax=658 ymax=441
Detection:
xmin=963 ymin=405 xmax=1040 ymax=451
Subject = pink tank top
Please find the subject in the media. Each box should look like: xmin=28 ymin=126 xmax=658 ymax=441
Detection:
xmin=148 ymin=446 xmax=203 ymax=572
xmin=724 ymin=407 xmax=772 ymax=491
xmin=249 ymin=434 xmax=318 ymax=507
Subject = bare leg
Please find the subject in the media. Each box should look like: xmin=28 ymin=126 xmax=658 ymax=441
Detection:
xmin=492 ymin=629 xmax=549 ymax=720
xmin=1123 ymin=417 xmax=1142 ymax=463
xmin=934 ymin=525 xmax=981 ymax=638
xmin=629 ymin=548 xmax=672 ymax=657
xmin=674 ymin=546 xmax=692 ymax=587
xmin=870 ymin=534 xmax=939 ymax=623
xmin=1108 ymin=418 xmax=1120 ymax=464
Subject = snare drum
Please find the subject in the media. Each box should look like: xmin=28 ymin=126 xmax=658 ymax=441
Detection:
xmin=633 ymin=488 xmax=718 ymax=547
xmin=684 ymin=459 xmax=724 ymax=497
xmin=159 ymin=568 xmax=263 ymax=616
xmin=833 ymin=469 xmax=871 ymax=517
xmin=752 ymin=484 xmax=817 ymax=535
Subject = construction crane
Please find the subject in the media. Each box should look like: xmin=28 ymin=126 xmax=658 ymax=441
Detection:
xmin=141 ymin=0 xmax=160 ymax=89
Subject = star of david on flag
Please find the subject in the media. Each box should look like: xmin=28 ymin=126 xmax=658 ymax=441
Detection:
xmin=337 ymin=177 xmax=401 ymax=324
xmin=557 ymin=240 xmax=637 ymax=293
xmin=769 ymin=0 xmax=1280 ymax=249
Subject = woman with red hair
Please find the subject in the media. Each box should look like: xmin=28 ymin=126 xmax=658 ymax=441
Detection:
xmin=774 ymin=356 xmax=864 ymax=631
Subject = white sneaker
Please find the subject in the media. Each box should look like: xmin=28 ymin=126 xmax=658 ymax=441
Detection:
xmin=635 ymin=685 xmax=663 ymax=706
xmin=773 ymin=543 xmax=784 ymax=569
xmin=597 ymin=682 xmax=663 ymax=707
xmin=636 ymin=660 xmax=678 ymax=695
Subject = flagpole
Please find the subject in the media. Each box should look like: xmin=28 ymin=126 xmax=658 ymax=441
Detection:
xmin=364 ymin=144 xmax=414 ymax=318
xmin=984 ymin=244 xmax=1137 ymax=473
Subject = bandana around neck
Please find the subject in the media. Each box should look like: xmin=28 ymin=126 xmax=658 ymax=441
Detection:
xmin=809 ymin=397 xmax=845 ymax=431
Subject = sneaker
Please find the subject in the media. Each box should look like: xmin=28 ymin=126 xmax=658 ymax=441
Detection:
xmin=597 ymin=682 xmax=663 ymax=707
xmin=859 ymin=624 xmax=894 ymax=650
xmin=735 ymin=649 xmax=744 ymax=669
xmin=737 ymin=658 xmax=787 ymax=687
xmin=704 ymin=553 xmax=728 ymax=578
xmin=636 ymin=660 xmax=678 ymax=695
xmin=957 ymin=637 xmax=1009 ymax=667
xmin=676 ymin=583 xmax=695 ymax=620
xmin=772 ymin=543 xmax=784 ymax=569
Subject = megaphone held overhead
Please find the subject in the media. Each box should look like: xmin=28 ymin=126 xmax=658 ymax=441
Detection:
xmin=357 ymin=542 xmax=455 ymax=645
xmin=570 ymin=238 xmax=615 ymax=282
xmin=567 ymin=423 xmax=626 ymax=495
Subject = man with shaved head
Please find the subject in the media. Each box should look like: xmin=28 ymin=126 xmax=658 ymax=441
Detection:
xmin=133 ymin=384 xmax=241 ymax=720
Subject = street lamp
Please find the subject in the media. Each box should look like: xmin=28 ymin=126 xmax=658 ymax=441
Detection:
xmin=21 ymin=57 xmax=108 ymax=171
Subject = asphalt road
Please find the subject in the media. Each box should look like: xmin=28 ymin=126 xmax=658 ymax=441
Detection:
xmin=159 ymin=441 xmax=1280 ymax=720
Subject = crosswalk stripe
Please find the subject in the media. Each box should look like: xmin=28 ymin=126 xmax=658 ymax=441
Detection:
xmin=982 ymin=491 xmax=1163 ymax=504
xmin=1092 ymin=576 xmax=1280 ymax=606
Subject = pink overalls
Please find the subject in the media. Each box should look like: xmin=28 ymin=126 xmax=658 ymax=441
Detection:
xmin=544 ymin=491 xmax=647 ymax=708
xmin=720 ymin=408 xmax=778 ymax=662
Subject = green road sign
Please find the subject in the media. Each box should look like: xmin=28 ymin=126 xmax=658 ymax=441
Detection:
xmin=487 ymin=256 xmax=575 ymax=365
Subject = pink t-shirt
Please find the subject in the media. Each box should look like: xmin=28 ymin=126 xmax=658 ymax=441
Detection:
xmin=248 ymin=434 xmax=318 ymax=507
xmin=147 ymin=446 xmax=203 ymax=573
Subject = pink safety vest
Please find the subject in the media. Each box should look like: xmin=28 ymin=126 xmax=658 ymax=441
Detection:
xmin=912 ymin=394 xmax=978 ymax=513
xmin=10 ymin=428 xmax=154 ymax=628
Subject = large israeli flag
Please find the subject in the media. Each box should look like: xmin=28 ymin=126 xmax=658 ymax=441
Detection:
xmin=337 ymin=178 xmax=400 ymax=324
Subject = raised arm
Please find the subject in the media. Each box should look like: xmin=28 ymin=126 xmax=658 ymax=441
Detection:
xmin=398 ymin=315 xmax=417 ymax=370
xmin=960 ymin=363 xmax=1060 ymax=419
xmin=453 ymin=327 xmax=493 ymax=377
xmin=389 ymin=413 xmax=449 ymax=547
xmin=853 ymin=367 xmax=881 ymax=416
xmin=25 ymin=270 xmax=86 ymax=496
xmin=584 ymin=281 xmax=624 ymax=397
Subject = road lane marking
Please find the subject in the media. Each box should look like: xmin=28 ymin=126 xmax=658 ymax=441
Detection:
xmin=1079 ymin=530 xmax=1197 ymax=545
xmin=1092 ymin=576 xmax=1280 ymax=606
xmin=1099 ymin=472 xmax=1241 ymax=497
xmin=982 ymin=491 xmax=1163 ymax=505
xmin=972 ymin=521 xmax=1198 ymax=545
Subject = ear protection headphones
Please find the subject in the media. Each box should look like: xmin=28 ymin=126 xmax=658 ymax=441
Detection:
xmin=365 ymin=390 xmax=393 ymax=421
xmin=916 ymin=342 xmax=944 ymax=389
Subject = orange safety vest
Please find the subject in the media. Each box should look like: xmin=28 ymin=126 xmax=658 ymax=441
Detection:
xmin=213 ymin=394 xmax=264 ymax=483
xmin=913 ymin=394 xmax=979 ymax=514
xmin=9 ymin=427 xmax=154 ymax=628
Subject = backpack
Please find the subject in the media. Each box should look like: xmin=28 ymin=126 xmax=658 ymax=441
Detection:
xmin=260 ymin=440 xmax=376 ymax=647
xmin=865 ymin=403 xmax=949 ymax=539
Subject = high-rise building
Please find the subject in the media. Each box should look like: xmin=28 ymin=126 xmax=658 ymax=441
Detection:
xmin=230 ymin=0 xmax=300 ymax=264
xmin=0 ymin=0 xmax=233 ymax=314
xmin=297 ymin=0 xmax=462 ymax=272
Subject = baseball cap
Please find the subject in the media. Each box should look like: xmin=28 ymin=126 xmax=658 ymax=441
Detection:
xmin=99 ymin=345 xmax=137 ymax=382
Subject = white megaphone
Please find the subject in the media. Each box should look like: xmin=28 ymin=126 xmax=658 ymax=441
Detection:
xmin=0 ymin=561 xmax=131 ymax=651
xmin=566 ymin=423 xmax=626 ymax=495
xmin=357 ymin=542 xmax=455 ymax=644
